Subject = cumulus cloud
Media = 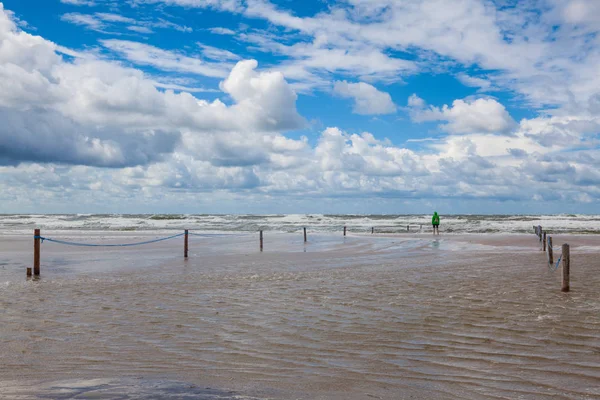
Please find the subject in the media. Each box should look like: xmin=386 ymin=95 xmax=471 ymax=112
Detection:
xmin=519 ymin=115 xmax=600 ymax=148
xmin=0 ymin=4 xmax=303 ymax=168
xmin=0 ymin=109 xmax=179 ymax=167
xmin=219 ymin=59 xmax=305 ymax=131
xmin=152 ymin=0 xmax=600 ymax=118
xmin=408 ymin=95 xmax=517 ymax=135
xmin=333 ymin=81 xmax=396 ymax=115
xmin=2 ymin=2 xmax=600 ymax=211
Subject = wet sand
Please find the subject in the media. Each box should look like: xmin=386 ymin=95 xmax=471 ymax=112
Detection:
xmin=1 ymin=232 xmax=599 ymax=399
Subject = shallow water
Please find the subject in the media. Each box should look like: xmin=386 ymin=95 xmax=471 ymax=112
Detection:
xmin=1 ymin=233 xmax=599 ymax=399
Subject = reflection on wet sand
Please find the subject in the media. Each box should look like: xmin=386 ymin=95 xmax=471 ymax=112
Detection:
xmin=1 ymin=233 xmax=599 ymax=399
xmin=0 ymin=378 xmax=262 ymax=399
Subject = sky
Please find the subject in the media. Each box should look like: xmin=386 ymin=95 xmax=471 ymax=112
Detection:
xmin=1 ymin=0 xmax=600 ymax=214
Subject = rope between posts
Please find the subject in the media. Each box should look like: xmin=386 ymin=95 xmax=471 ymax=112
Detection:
xmin=552 ymin=254 xmax=562 ymax=271
xmin=34 ymin=233 xmax=185 ymax=247
xmin=188 ymin=232 xmax=252 ymax=238
xmin=546 ymin=239 xmax=562 ymax=271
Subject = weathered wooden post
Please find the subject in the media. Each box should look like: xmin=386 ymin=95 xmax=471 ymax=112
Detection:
xmin=542 ymin=231 xmax=546 ymax=252
xmin=26 ymin=267 xmax=32 ymax=277
xmin=547 ymin=236 xmax=553 ymax=264
xmin=304 ymin=227 xmax=307 ymax=243
xmin=371 ymin=227 xmax=374 ymax=234
xmin=538 ymin=225 xmax=542 ymax=242
xmin=407 ymin=225 xmax=409 ymax=232
xmin=562 ymin=244 xmax=570 ymax=292
xmin=33 ymin=229 xmax=40 ymax=276
xmin=260 ymin=230 xmax=263 ymax=252
xmin=343 ymin=226 xmax=347 ymax=236
xmin=184 ymin=229 xmax=188 ymax=258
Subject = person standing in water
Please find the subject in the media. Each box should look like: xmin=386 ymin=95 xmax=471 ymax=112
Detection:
xmin=432 ymin=211 xmax=440 ymax=235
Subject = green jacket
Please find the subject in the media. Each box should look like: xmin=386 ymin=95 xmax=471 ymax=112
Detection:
xmin=432 ymin=212 xmax=440 ymax=225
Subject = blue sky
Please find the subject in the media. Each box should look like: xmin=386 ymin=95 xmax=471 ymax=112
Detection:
xmin=1 ymin=0 xmax=600 ymax=214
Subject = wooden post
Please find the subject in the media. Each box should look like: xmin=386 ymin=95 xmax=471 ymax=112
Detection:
xmin=547 ymin=236 xmax=553 ymax=264
xmin=538 ymin=225 xmax=542 ymax=242
xmin=407 ymin=225 xmax=409 ymax=232
xmin=343 ymin=226 xmax=346 ymax=236
xmin=184 ymin=229 xmax=188 ymax=258
xmin=304 ymin=227 xmax=307 ymax=243
xmin=26 ymin=267 xmax=32 ymax=277
xmin=542 ymin=231 xmax=546 ymax=252
xmin=260 ymin=230 xmax=263 ymax=252
xmin=371 ymin=227 xmax=374 ymax=234
xmin=33 ymin=229 xmax=40 ymax=276
xmin=561 ymin=244 xmax=570 ymax=292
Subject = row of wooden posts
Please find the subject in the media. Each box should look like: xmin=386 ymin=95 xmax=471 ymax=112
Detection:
xmin=28 ymin=224 xmax=424 ymax=277
xmin=534 ymin=225 xmax=570 ymax=292
xmin=27 ymin=224 xmax=442 ymax=277
xmin=28 ymin=226 xmax=573 ymax=290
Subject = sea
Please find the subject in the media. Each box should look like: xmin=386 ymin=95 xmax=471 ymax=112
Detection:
xmin=1 ymin=213 xmax=599 ymax=235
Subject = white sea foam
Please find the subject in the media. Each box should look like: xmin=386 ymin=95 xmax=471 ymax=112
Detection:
xmin=0 ymin=213 xmax=598 ymax=235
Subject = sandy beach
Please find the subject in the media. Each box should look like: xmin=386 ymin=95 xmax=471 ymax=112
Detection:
xmin=1 ymin=231 xmax=599 ymax=399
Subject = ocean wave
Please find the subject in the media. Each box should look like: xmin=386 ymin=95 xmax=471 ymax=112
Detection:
xmin=148 ymin=214 xmax=187 ymax=220
xmin=1 ymin=214 xmax=600 ymax=235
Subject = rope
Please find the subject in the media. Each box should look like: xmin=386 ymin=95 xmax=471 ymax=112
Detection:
xmin=546 ymin=238 xmax=562 ymax=271
xmin=551 ymin=254 xmax=562 ymax=271
xmin=34 ymin=233 xmax=184 ymax=247
xmin=188 ymin=232 xmax=252 ymax=237
xmin=541 ymin=236 xmax=564 ymax=270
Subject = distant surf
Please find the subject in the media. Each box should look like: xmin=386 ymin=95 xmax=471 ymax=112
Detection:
xmin=1 ymin=213 xmax=599 ymax=235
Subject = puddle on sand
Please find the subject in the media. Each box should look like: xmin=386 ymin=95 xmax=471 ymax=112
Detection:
xmin=0 ymin=378 xmax=268 ymax=399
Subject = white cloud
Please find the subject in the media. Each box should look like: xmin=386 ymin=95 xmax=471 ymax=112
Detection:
xmin=238 ymin=31 xmax=417 ymax=89
xmin=150 ymin=80 xmax=219 ymax=93
xmin=60 ymin=0 xmax=96 ymax=5
xmin=3 ymin=2 xmax=600 ymax=210
xmin=219 ymin=59 xmax=305 ymax=131
xmin=456 ymin=73 xmax=492 ymax=91
xmin=152 ymin=0 xmax=600 ymax=117
xmin=333 ymin=81 xmax=396 ymax=115
xmin=61 ymin=11 xmax=192 ymax=34
xmin=197 ymin=42 xmax=240 ymax=61
xmin=409 ymin=95 xmax=517 ymax=135
xmin=209 ymin=27 xmax=235 ymax=35
xmin=132 ymin=0 xmax=243 ymax=12
xmin=152 ymin=18 xmax=192 ymax=32
xmin=557 ymin=0 xmax=600 ymax=24
xmin=128 ymin=25 xmax=153 ymax=34
xmin=0 ymin=5 xmax=303 ymax=169
xmin=407 ymin=94 xmax=425 ymax=108
xmin=101 ymin=39 xmax=232 ymax=78
xmin=61 ymin=12 xmax=105 ymax=31
xmin=96 ymin=12 xmax=136 ymax=24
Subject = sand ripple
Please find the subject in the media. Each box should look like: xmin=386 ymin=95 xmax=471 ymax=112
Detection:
xmin=1 ymin=234 xmax=599 ymax=399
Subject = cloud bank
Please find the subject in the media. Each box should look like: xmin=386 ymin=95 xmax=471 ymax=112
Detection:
xmin=2 ymin=1 xmax=600 ymax=213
